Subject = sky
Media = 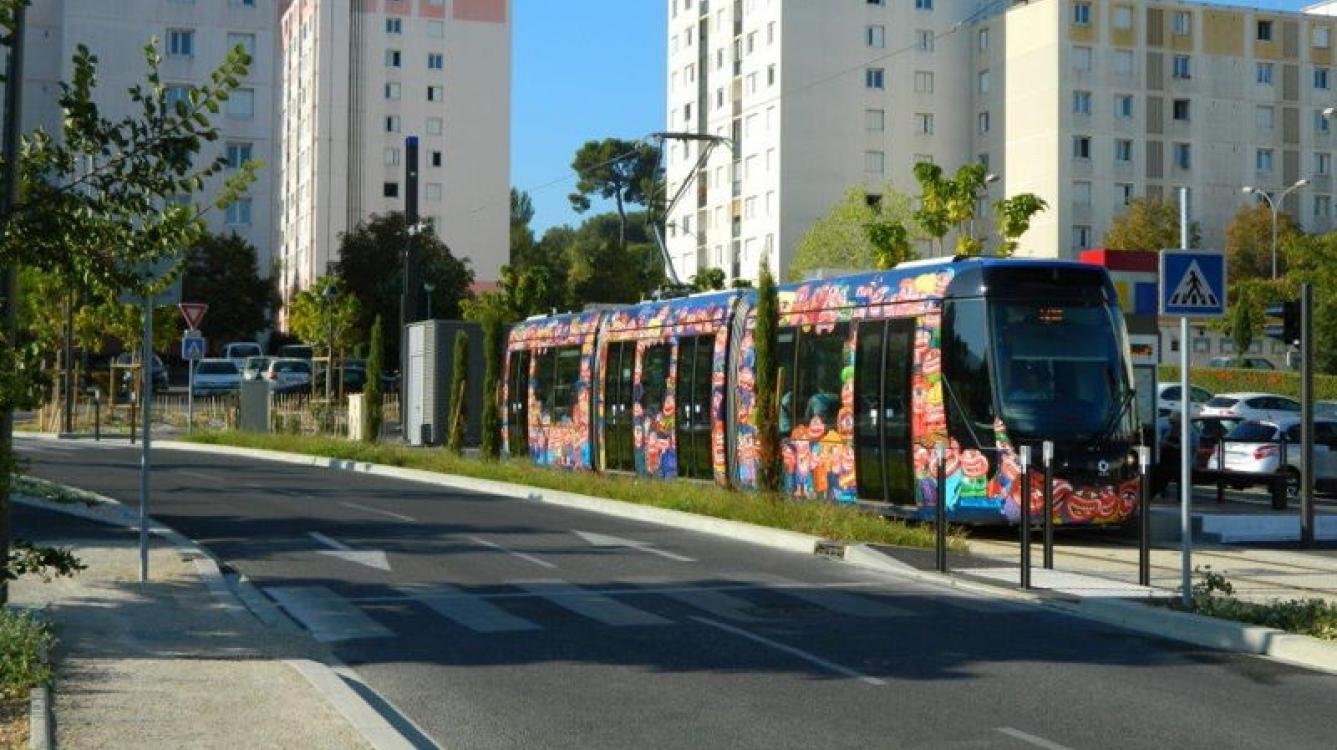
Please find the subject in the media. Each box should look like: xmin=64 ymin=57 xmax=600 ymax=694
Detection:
xmin=511 ymin=0 xmax=666 ymax=235
xmin=509 ymin=0 xmax=1321 ymax=234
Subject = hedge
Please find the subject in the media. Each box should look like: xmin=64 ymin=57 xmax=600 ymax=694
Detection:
xmin=1158 ymin=365 xmax=1337 ymax=401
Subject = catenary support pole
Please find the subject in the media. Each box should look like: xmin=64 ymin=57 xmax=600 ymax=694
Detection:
xmin=1178 ymin=187 xmax=1193 ymax=610
xmin=139 ymin=294 xmax=153 ymax=583
xmin=1019 ymin=445 xmax=1031 ymax=589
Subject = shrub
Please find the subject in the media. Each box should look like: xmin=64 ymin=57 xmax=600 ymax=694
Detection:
xmin=1159 ymin=365 xmax=1337 ymax=401
xmin=446 ymin=330 xmax=469 ymax=455
xmin=363 ymin=316 xmax=384 ymax=442
xmin=1191 ymin=566 xmax=1337 ymax=640
xmin=0 ymin=610 xmax=53 ymax=699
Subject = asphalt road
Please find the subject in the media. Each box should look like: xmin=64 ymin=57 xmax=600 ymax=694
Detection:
xmin=15 ymin=435 xmax=1337 ymax=750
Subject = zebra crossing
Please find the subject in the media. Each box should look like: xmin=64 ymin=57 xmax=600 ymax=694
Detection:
xmin=262 ymin=575 xmax=918 ymax=643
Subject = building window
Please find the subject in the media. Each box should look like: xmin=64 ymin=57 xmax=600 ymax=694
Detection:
xmin=167 ymin=28 xmax=194 ymax=57
xmin=1174 ymin=143 xmax=1192 ymax=169
xmin=978 ymin=69 xmax=990 ymax=94
xmin=1257 ymin=20 xmax=1273 ymax=42
xmin=226 ymin=32 xmax=256 ymax=56
xmin=427 ymin=21 xmax=444 ymax=38
xmin=431 ymin=150 xmax=443 ymax=167
xmin=427 ymin=85 xmax=443 ymax=101
xmin=1116 ymin=93 xmax=1133 ymax=118
xmin=1073 ymin=225 xmax=1092 ymax=250
xmin=383 ymin=182 xmax=399 ymax=198
xmin=916 ymin=29 xmax=934 ymax=52
xmin=1257 ymin=62 xmax=1274 ymax=84
xmin=1315 ymin=26 xmax=1332 ymax=49
xmin=1173 ymin=55 xmax=1191 ymax=79
xmin=1318 ymin=110 xmax=1333 ymax=133
xmin=978 ymin=27 xmax=989 ymax=51
xmin=916 ymin=113 xmax=934 ymax=134
xmin=915 ymin=0 xmax=932 ymax=9
xmin=1316 ymin=194 xmax=1332 ymax=218
xmin=914 ymin=70 xmax=934 ymax=93
xmin=386 ymin=17 xmax=402 ymax=34
xmin=867 ymin=25 xmax=885 ymax=48
xmin=865 ymin=150 xmax=885 ymax=175
xmin=384 ymin=147 xmax=400 ymax=166
xmin=426 ymin=183 xmax=442 ymax=201
xmin=426 ymin=117 xmax=443 ymax=135
xmin=1257 ymin=148 xmax=1275 ymax=172
xmin=1114 ymin=5 xmax=1132 ymax=29
xmin=385 ymin=82 xmax=401 ymax=100
xmin=767 ymin=64 xmax=776 ymax=86
xmin=1114 ymin=49 xmax=1134 ymax=75
xmin=1073 ymin=47 xmax=1092 ymax=72
xmin=225 ymin=198 xmax=252 ymax=226
xmin=978 ymin=153 xmax=991 ymax=170
xmin=865 ymin=108 xmax=885 ymax=132
xmin=1114 ymin=139 xmax=1132 ymax=162
xmin=1073 ymin=135 xmax=1091 ymax=159
xmin=1073 ymin=181 xmax=1092 ymax=206
xmin=165 ymin=85 xmax=190 ymax=110
xmin=226 ymin=88 xmax=254 ymax=118
xmin=1317 ymin=68 xmax=1331 ymax=90
xmin=1172 ymin=98 xmax=1190 ymax=121
xmin=1073 ymin=2 xmax=1091 ymax=26
xmin=385 ymin=49 xmax=401 ymax=68
xmin=428 ymin=53 xmax=444 ymax=69
xmin=1117 ymin=182 xmax=1134 ymax=204
xmin=978 ymin=111 xmax=990 ymax=134
xmin=385 ymin=115 xmax=401 ymax=133
xmin=1073 ymin=90 xmax=1092 ymax=115
xmin=1317 ymin=152 xmax=1332 ymax=175
xmin=1256 ymin=105 xmax=1275 ymax=129
xmin=865 ymin=68 xmax=885 ymax=89
xmin=225 ymin=142 xmax=252 ymax=169
xmin=1172 ymin=11 xmax=1190 ymax=36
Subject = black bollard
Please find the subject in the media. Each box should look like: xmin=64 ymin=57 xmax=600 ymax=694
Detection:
xmin=1042 ymin=440 xmax=1055 ymax=570
xmin=93 ymin=390 xmax=101 ymax=442
xmin=1019 ymin=445 xmax=1032 ymax=589
xmin=935 ymin=442 xmax=947 ymax=573
xmin=1138 ymin=445 xmax=1151 ymax=587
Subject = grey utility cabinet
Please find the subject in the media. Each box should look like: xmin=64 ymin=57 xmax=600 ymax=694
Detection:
xmin=403 ymin=320 xmax=485 ymax=446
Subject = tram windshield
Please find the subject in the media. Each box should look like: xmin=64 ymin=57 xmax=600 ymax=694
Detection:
xmin=990 ymin=299 xmax=1133 ymax=443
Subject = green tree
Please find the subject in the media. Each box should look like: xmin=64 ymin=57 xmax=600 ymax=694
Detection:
xmin=789 ymin=187 xmax=918 ymax=281
xmin=1226 ymin=202 xmax=1301 ymax=281
xmin=994 ymin=194 xmax=1050 ymax=256
xmin=287 ymin=276 xmax=362 ymax=357
xmin=478 ymin=312 xmax=502 ymax=459
xmin=912 ymin=162 xmax=992 ymax=255
xmin=363 ymin=315 xmax=383 ymax=442
xmin=568 ymin=138 xmax=660 ymax=249
xmin=754 ymin=261 xmax=780 ymax=492
xmin=181 ymin=232 xmax=276 ymax=350
xmin=689 ymin=267 xmax=725 ymax=291
xmin=1281 ymin=234 xmax=1337 ymax=373
xmin=563 ymin=212 xmax=664 ymax=306
xmin=446 ymin=330 xmax=468 ymax=454
xmin=333 ymin=212 xmax=474 ymax=365
xmin=510 ymin=188 xmax=538 ymax=266
xmin=1103 ymin=197 xmax=1201 ymax=251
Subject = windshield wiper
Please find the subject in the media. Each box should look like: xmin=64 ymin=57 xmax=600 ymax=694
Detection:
xmin=939 ymin=374 xmax=985 ymax=449
xmin=1092 ymin=387 xmax=1136 ymax=446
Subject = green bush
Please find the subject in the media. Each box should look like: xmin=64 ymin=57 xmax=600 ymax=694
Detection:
xmin=1158 ymin=365 xmax=1337 ymax=401
xmin=1191 ymin=566 xmax=1337 ymax=640
xmin=0 ymin=610 xmax=52 ymax=699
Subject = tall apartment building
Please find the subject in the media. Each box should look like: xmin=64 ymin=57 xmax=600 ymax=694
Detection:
xmin=278 ymin=0 xmax=509 ymax=302
xmin=668 ymin=0 xmax=1337 ymax=283
xmin=22 ymin=0 xmax=277 ymax=269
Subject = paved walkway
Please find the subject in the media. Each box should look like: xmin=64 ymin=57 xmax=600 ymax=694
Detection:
xmin=10 ymin=506 xmax=368 ymax=750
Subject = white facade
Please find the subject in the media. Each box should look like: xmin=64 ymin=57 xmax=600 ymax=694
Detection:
xmin=21 ymin=0 xmax=278 ymax=270
xmin=278 ymin=0 xmax=510 ymax=303
xmin=668 ymin=0 xmax=1337 ymax=283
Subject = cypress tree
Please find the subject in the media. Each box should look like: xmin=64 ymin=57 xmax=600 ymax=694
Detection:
xmin=447 ymin=330 xmax=469 ymax=454
xmin=480 ymin=315 xmax=503 ymax=459
xmin=754 ymin=261 xmax=781 ymax=492
xmin=363 ymin=316 xmax=384 ymax=443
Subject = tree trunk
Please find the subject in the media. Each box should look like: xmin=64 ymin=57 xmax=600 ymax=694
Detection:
xmin=615 ymin=191 xmax=627 ymax=251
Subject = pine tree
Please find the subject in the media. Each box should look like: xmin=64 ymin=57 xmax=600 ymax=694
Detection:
xmin=754 ymin=262 xmax=781 ymax=492
xmin=480 ymin=315 xmax=503 ymax=459
xmin=447 ymin=330 xmax=469 ymax=454
xmin=363 ymin=316 xmax=384 ymax=442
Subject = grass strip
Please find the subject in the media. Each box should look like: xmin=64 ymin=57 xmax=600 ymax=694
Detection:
xmin=1190 ymin=567 xmax=1337 ymax=640
xmin=10 ymin=476 xmax=103 ymax=507
xmin=0 ymin=610 xmax=51 ymax=700
xmin=185 ymin=431 xmax=968 ymax=551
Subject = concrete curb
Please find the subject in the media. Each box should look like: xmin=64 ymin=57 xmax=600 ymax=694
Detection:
xmin=29 ymin=682 xmax=51 ymax=750
xmin=11 ymin=490 xmax=439 ymax=750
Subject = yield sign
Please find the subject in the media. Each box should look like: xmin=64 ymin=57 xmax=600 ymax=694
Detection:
xmin=179 ymin=302 xmax=208 ymax=331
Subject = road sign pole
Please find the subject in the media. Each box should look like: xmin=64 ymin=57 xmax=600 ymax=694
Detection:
xmin=1302 ymin=282 xmax=1315 ymax=547
xmin=1180 ymin=316 xmax=1191 ymax=609
xmin=187 ymin=355 xmax=194 ymax=434
xmin=139 ymin=294 xmax=153 ymax=583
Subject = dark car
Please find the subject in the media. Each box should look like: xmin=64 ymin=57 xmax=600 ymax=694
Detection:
xmin=1153 ymin=415 xmax=1245 ymax=494
xmin=277 ymin=344 xmax=314 ymax=361
xmin=314 ymin=360 xmax=368 ymax=394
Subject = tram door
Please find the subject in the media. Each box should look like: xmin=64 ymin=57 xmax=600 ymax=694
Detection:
xmin=506 ymin=350 xmax=530 ymax=457
xmin=674 ymin=334 xmax=715 ymax=479
xmin=854 ymin=319 xmax=915 ymax=504
xmin=603 ymin=341 xmax=636 ymax=471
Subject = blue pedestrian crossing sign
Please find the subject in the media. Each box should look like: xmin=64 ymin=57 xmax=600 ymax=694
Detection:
xmin=1160 ymin=249 xmax=1226 ymax=318
xmin=181 ymin=334 xmax=206 ymax=362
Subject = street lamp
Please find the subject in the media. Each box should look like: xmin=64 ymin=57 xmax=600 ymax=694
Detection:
xmin=423 ymin=280 xmax=436 ymax=320
xmin=1242 ymin=178 xmax=1308 ymax=279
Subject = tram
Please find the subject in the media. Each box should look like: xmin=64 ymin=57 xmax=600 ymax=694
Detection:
xmin=502 ymin=256 xmax=1141 ymax=526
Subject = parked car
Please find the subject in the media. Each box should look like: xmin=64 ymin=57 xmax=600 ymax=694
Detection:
xmin=262 ymin=357 xmax=313 ymax=393
xmin=1208 ymin=417 xmax=1337 ymax=496
xmin=114 ymin=352 xmax=169 ymax=394
xmin=222 ymin=342 xmax=263 ymax=364
xmin=1208 ymin=356 xmax=1276 ymax=370
xmin=1157 ymin=384 xmax=1213 ymax=417
xmin=241 ymin=356 xmax=272 ymax=381
xmin=276 ymin=344 xmax=314 ymax=361
xmin=1199 ymin=392 xmax=1300 ymax=422
xmin=191 ymin=358 xmax=241 ymax=397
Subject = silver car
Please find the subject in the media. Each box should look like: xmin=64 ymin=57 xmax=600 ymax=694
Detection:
xmin=241 ymin=356 xmax=272 ymax=381
xmin=192 ymin=358 xmax=241 ymax=397
xmin=262 ymin=358 xmax=312 ymax=392
xmin=1208 ymin=417 xmax=1337 ymax=497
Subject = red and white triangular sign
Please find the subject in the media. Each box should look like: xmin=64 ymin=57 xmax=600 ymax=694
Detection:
xmin=179 ymin=302 xmax=208 ymax=331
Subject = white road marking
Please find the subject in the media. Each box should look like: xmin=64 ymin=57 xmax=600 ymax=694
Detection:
xmin=466 ymin=535 xmax=557 ymax=569
xmin=396 ymin=583 xmax=540 ymax=633
xmin=308 ymin=531 xmax=392 ymax=572
xmin=340 ymin=579 xmax=890 ymax=604
xmin=572 ymin=530 xmax=696 ymax=562
xmin=624 ymin=576 xmax=763 ymax=622
xmin=514 ymin=580 xmax=671 ymax=627
xmin=264 ymin=586 xmax=393 ymax=642
xmin=340 ymin=501 xmax=417 ymax=523
xmin=996 ymin=727 xmax=1074 ymax=750
xmin=691 ymin=616 xmax=887 ymax=686
xmin=749 ymin=575 xmax=911 ymax=618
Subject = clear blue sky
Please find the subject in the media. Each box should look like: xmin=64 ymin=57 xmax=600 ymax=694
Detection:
xmin=511 ymin=0 xmax=666 ymax=235
xmin=509 ymin=0 xmax=1316 ymax=234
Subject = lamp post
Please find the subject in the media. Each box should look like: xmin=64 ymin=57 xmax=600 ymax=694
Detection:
xmin=968 ymin=172 xmax=1000 ymax=247
xmin=1242 ymin=178 xmax=1308 ymax=279
xmin=322 ymin=284 xmax=337 ymax=406
xmin=423 ymin=280 xmax=435 ymax=320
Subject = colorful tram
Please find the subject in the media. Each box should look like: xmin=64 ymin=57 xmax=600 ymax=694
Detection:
xmin=502 ymin=257 xmax=1142 ymax=526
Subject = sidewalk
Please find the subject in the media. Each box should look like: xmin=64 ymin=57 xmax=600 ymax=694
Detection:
xmin=10 ymin=509 xmax=369 ymax=750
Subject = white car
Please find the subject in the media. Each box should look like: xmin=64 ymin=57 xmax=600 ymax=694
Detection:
xmin=191 ymin=358 xmax=241 ymax=397
xmin=1157 ymin=384 xmax=1213 ymax=417
xmin=262 ymin=358 xmax=312 ymax=392
xmin=1209 ymin=417 xmax=1337 ymax=496
xmin=1198 ymin=391 xmax=1300 ymax=422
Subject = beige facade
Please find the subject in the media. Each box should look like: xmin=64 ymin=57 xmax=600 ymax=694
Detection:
xmin=22 ymin=0 xmax=278 ymax=271
xmin=668 ymin=0 xmax=1337 ymax=282
xmin=278 ymin=0 xmax=509 ymax=304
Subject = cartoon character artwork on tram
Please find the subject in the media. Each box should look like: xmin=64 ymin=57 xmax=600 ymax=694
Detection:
xmin=505 ymin=312 xmax=600 ymax=471
xmin=711 ymin=325 xmax=730 ymax=484
xmin=734 ymin=328 xmax=759 ymax=488
xmin=633 ymin=339 xmax=678 ymax=479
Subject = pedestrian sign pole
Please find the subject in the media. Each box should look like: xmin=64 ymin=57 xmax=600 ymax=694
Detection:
xmin=181 ymin=332 xmax=205 ymax=432
xmin=1160 ymin=246 xmax=1227 ymax=608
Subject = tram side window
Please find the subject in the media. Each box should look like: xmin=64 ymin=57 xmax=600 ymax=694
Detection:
xmin=943 ymin=300 xmax=995 ymax=445
xmin=793 ymin=323 xmax=848 ymax=434
xmin=532 ymin=348 xmax=557 ymax=413
xmin=641 ymin=343 xmax=671 ymax=416
xmin=777 ymin=328 xmax=797 ymax=433
xmin=551 ymin=346 xmax=583 ymax=421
